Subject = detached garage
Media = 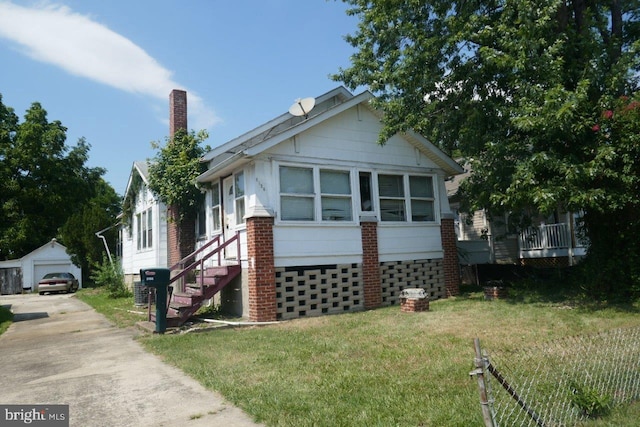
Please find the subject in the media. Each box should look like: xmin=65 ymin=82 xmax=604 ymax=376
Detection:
xmin=0 ymin=239 xmax=82 ymax=294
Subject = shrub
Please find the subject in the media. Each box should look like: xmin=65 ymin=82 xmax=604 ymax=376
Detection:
xmin=90 ymin=255 xmax=130 ymax=298
xmin=569 ymin=382 xmax=613 ymax=418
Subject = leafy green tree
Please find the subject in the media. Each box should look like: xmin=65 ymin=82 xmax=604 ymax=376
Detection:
xmin=59 ymin=178 xmax=121 ymax=283
xmin=147 ymin=129 xmax=210 ymax=263
xmin=334 ymin=0 xmax=640 ymax=295
xmin=147 ymin=128 xmax=210 ymax=222
xmin=0 ymin=95 xmax=119 ymax=275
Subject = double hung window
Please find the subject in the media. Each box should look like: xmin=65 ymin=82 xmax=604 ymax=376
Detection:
xmin=136 ymin=208 xmax=153 ymax=250
xmin=378 ymin=174 xmax=435 ymax=222
xmin=234 ymin=172 xmax=246 ymax=224
xmin=211 ymin=182 xmax=221 ymax=232
xmin=279 ymin=166 xmax=352 ymax=222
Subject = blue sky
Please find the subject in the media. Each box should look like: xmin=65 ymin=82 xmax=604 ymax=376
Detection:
xmin=0 ymin=0 xmax=360 ymax=195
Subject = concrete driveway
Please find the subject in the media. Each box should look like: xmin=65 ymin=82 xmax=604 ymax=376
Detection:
xmin=0 ymin=293 xmax=262 ymax=427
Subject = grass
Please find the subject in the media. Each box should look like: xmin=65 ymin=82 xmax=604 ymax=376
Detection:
xmin=76 ymin=287 xmax=146 ymax=328
xmin=0 ymin=304 xmax=13 ymax=336
xmin=80 ymin=284 xmax=640 ymax=426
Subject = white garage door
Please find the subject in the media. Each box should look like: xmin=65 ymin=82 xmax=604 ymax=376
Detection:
xmin=33 ymin=262 xmax=74 ymax=287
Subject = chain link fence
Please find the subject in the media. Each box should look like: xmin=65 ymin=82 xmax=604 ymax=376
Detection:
xmin=472 ymin=326 xmax=640 ymax=426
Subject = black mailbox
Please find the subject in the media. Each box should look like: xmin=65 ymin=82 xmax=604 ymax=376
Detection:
xmin=140 ymin=268 xmax=171 ymax=333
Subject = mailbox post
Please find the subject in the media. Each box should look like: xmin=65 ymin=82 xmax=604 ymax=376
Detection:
xmin=140 ymin=268 xmax=171 ymax=333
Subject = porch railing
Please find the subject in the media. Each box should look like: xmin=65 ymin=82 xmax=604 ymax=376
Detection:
xmin=519 ymin=223 xmax=570 ymax=251
xmin=168 ymin=232 xmax=241 ymax=293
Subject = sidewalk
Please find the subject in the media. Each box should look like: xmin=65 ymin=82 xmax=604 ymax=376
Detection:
xmin=0 ymin=293 xmax=263 ymax=427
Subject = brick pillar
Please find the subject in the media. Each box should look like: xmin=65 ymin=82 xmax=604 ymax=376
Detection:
xmin=246 ymin=216 xmax=276 ymax=321
xmin=361 ymin=217 xmax=382 ymax=309
xmin=440 ymin=214 xmax=460 ymax=297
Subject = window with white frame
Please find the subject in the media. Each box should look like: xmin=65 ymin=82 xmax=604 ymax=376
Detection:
xmin=280 ymin=166 xmax=315 ymax=221
xmin=378 ymin=174 xmax=406 ymax=221
xmin=409 ymin=175 xmax=435 ymax=221
xmin=234 ymin=171 xmax=246 ymax=224
xmin=136 ymin=208 xmax=153 ymax=250
xmin=211 ymin=182 xmax=221 ymax=232
xmin=279 ymin=165 xmax=353 ymax=222
xmin=320 ymin=169 xmax=352 ymax=221
xmin=378 ymin=173 xmax=436 ymax=222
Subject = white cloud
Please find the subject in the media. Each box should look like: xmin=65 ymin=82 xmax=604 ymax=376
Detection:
xmin=0 ymin=1 xmax=220 ymax=129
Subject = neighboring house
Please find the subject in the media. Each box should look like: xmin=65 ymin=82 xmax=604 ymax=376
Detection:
xmin=190 ymin=86 xmax=464 ymax=322
xmin=0 ymin=239 xmax=82 ymax=294
xmin=119 ymin=161 xmax=168 ymax=285
xmin=446 ymin=163 xmax=587 ymax=268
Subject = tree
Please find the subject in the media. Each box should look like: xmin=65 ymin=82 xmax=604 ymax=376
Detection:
xmin=0 ymin=95 xmax=119 ymax=277
xmin=147 ymin=128 xmax=210 ymax=222
xmin=58 ymin=178 xmax=121 ymax=282
xmin=334 ymin=0 xmax=640 ymax=295
xmin=147 ymin=128 xmax=210 ymax=264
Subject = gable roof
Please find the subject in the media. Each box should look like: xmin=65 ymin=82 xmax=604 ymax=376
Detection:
xmin=197 ymin=86 xmax=463 ymax=182
xmin=0 ymin=239 xmax=69 ymax=265
xmin=445 ymin=160 xmax=471 ymax=200
xmin=122 ymin=161 xmax=150 ymax=199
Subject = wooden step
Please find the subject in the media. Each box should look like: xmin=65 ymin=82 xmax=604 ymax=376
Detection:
xmin=169 ymin=301 xmax=193 ymax=310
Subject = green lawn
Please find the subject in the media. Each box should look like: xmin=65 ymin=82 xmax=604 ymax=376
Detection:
xmin=79 ymin=285 xmax=640 ymax=426
xmin=0 ymin=304 xmax=13 ymax=336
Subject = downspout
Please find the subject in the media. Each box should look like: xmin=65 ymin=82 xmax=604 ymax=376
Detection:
xmin=95 ymin=224 xmax=119 ymax=265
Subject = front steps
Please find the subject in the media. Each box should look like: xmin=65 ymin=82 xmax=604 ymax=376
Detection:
xmin=150 ymin=265 xmax=241 ymax=328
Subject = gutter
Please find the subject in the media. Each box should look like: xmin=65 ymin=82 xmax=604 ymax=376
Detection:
xmin=197 ymin=151 xmax=247 ymax=183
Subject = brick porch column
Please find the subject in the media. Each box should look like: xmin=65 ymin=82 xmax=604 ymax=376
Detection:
xmin=361 ymin=216 xmax=382 ymax=309
xmin=246 ymin=215 xmax=277 ymax=321
xmin=441 ymin=214 xmax=460 ymax=297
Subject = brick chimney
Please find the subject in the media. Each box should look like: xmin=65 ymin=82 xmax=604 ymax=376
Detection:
xmin=167 ymin=89 xmax=195 ymax=270
xmin=169 ymin=89 xmax=187 ymax=137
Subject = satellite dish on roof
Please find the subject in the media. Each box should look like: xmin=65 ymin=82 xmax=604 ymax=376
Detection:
xmin=289 ymin=97 xmax=315 ymax=118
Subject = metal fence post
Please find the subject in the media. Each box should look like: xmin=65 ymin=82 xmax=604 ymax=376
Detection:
xmin=471 ymin=338 xmax=496 ymax=427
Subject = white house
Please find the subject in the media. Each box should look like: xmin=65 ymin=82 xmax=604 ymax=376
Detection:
xmin=186 ymin=86 xmax=464 ymax=322
xmin=0 ymin=239 xmax=82 ymax=294
xmin=446 ymin=163 xmax=587 ymax=268
xmin=119 ymin=161 xmax=168 ymax=285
